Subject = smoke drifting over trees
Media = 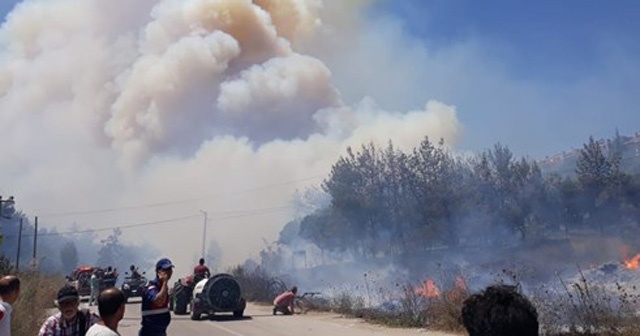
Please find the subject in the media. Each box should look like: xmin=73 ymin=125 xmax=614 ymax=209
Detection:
xmin=269 ymin=133 xmax=640 ymax=282
xmin=1 ymin=0 xmax=637 ymax=277
xmin=0 ymin=0 xmax=462 ymax=272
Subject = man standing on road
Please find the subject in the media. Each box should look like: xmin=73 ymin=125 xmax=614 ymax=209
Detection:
xmin=273 ymin=286 xmax=297 ymax=315
xmin=139 ymin=258 xmax=174 ymax=336
xmin=90 ymin=270 xmax=100 ymax=306
xmin=86 ymin=288 xmax=126 ymax=336
xmin=0 ymin=275 xmax=21 ymax=336
xmin=39 ymin=285 xmax=99 ymax=336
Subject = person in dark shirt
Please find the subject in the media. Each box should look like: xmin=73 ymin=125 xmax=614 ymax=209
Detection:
xmin=461 ymin=284 xmax=539 ymax=336
xmin=139 ymin=258 xmax=174 ymax=336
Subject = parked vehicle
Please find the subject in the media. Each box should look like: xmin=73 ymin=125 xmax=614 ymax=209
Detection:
xmin=121 ymin=270 xmax=147 ymax=302
xmin=66 ymin=266 xmax=119 ymax=296
xmin=170 ymin=275 xmax=195 ymax=315
xmin=190 ymin=273 xmax=246 ymax=320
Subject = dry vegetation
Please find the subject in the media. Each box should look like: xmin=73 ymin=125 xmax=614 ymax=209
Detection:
xmin=5 ymin=260 xmax=640 ymax=336
xmin=232 ymin=263 xmax=640 ymax=336
xmin=533 ymin=272 xmax=640 ymax=336
xmin=1 ymin=257 xmax=64 ymax=336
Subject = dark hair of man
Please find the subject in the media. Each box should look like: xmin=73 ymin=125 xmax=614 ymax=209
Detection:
xmin=199 ymin=258 xmax=204 ymax=265
xmin=461 ymin=284 xmax=539 ymax=336
xmin=97 ymin=288 xmax=125 ymax=317
xmin=0 ymin=276 xmax=20 ymax=296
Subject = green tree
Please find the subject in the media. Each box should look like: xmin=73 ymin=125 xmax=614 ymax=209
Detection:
xmin=60 ymin=241 xmax=79 ymax=275
xmin=322 ymin=144 xmax=383 ymax=259
xmin=96 ymin=228 xmax=123 ymax=267
xmin=407 ymin=137 xmax=459 ymax=247
xmin=575 ymin=136 xmax=620 ymax=232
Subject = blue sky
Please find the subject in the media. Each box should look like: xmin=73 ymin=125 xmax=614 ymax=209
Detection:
xmin=365 ymin=0 xmax=640 ymax=156
xmin=0 ymin=1 xmax=18 ymax=19
xmin=2 ymin=1 xmax=639 ymax=158
xmin=376 ymin=0 xmax=640 ymax=83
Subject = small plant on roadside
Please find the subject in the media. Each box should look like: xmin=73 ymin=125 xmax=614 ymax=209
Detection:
xmin=532 ymin=267 xmax=640 ymax=336
xmin=11 ymin=271 xmax=64 ymax=336
xmin=228 ymin=264 xmax=288 ymax=303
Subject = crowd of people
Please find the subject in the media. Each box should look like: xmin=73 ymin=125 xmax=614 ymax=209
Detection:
xmin=0 ymin=257 xmax=541 ymax=336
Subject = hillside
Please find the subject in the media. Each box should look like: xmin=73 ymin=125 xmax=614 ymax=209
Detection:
xmin=538 ymin=131 xmax=640 ymax=176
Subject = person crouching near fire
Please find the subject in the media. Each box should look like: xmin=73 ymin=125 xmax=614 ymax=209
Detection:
xmin=272 ymin=286 xmax=297 ymax=315
xmin=139 ymin=258 xmax=173 ymax=336
xmin=461 ymin=284 xmax=539 ymax=336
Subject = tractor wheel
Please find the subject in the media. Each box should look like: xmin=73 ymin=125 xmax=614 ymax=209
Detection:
xmin=190 ymin=307 xmax=201 ymax=321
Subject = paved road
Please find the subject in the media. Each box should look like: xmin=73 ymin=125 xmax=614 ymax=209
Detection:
xmin=111 ymin=299 xmax=458 ymax=336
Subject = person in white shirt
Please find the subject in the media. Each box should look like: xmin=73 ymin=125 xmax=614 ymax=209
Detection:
xmin=86 ymin=287 xmax=126 ymax=336
xmin=90 ymin=270 xmax=100 ymax=306
xmin=0 ymin=275 xmax=21 ymax=336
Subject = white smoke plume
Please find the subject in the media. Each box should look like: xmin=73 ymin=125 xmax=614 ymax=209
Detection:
xmin=0 ymin=0 xmax=462 ymax=275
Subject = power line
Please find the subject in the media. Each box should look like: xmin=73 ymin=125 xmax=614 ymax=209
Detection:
xmin=206 ymin=205 xmax=291 ymax=218
xmin=37 ymin=175 xmax=323 ymax=218
xmin=5 ymin=214 xmax=202 ymax=238
xmin=5 ymin=204 xmax=292 ymax=239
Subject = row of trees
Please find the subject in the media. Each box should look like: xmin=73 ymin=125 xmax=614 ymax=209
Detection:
xmin=0 ymin=210 xmax=157 ymax=275
xmin=290 ymin=136 xmax=640 ymax=260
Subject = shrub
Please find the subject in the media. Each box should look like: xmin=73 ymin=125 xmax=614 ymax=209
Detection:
xmin=533 ymin=269 xmax=640 ymax=336
xmin=5 ymin=270 xmax=63 ymax=336
xmin=228 ymin=265 xmax=288 ymax=303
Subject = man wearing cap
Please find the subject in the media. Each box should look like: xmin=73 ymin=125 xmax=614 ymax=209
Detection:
xmin=139 ymin=258 xmax=174 ymax=336
xmin=39 ymin=285 xmax=99 ymax=336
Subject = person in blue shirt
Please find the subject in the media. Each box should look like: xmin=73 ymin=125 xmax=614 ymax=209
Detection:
xmin=139 ymin=258 xmax=174 ymax=336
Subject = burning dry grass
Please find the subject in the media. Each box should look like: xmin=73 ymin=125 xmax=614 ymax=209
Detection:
xmin=231 ymin=259 xmax=640 ymax=335
xmin=325 ymin=278 xmax=468 ymax=332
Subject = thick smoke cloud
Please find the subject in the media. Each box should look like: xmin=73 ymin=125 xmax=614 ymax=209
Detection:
xmin=0 ymin=0 xmax=461 ymax=275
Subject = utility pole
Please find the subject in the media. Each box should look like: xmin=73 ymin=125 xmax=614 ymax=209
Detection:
xmin=16 ymin=218 xmax=22 ymax=270
xmin=33 ymin=216 xmax=38 ymax=266
xmin=0 ymin=195 xmax=15 ymax=247
xmin=199 ymin=210 xmax=208 ymax=259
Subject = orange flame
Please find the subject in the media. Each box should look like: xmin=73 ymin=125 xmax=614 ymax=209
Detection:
xmin=447 ymin=276 xmax=468 ymax=301
xmin=620 ymin=245 xmax=640 ymax=270
xmin=624 ymin=254 xmax=640 ymax=270
xmin=454 ymin=276 xmax=467 ymax=291
xmin=416 ymin=278 xmax=440 ymax=298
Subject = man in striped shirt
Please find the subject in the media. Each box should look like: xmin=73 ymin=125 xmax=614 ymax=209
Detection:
xmin=39 ymin=285 xmax=99 ymax=336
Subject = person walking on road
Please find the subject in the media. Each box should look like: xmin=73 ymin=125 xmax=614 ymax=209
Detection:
xmin=90 ymin=270 xmax=100 ymax=306
xmin=139 ymin=258 xmax=174 ymax=336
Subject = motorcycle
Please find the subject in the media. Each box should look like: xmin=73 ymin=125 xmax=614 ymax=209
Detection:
xmin=121 ymin=271 xmax=147 ymax=302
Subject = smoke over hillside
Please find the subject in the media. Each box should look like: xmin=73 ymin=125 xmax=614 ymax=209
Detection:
xmin=0 ymin=0 xmax=461 ymax=275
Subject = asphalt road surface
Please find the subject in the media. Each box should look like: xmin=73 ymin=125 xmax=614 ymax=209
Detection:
xmin=112 ymin=298 xmax=459 ymax=336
